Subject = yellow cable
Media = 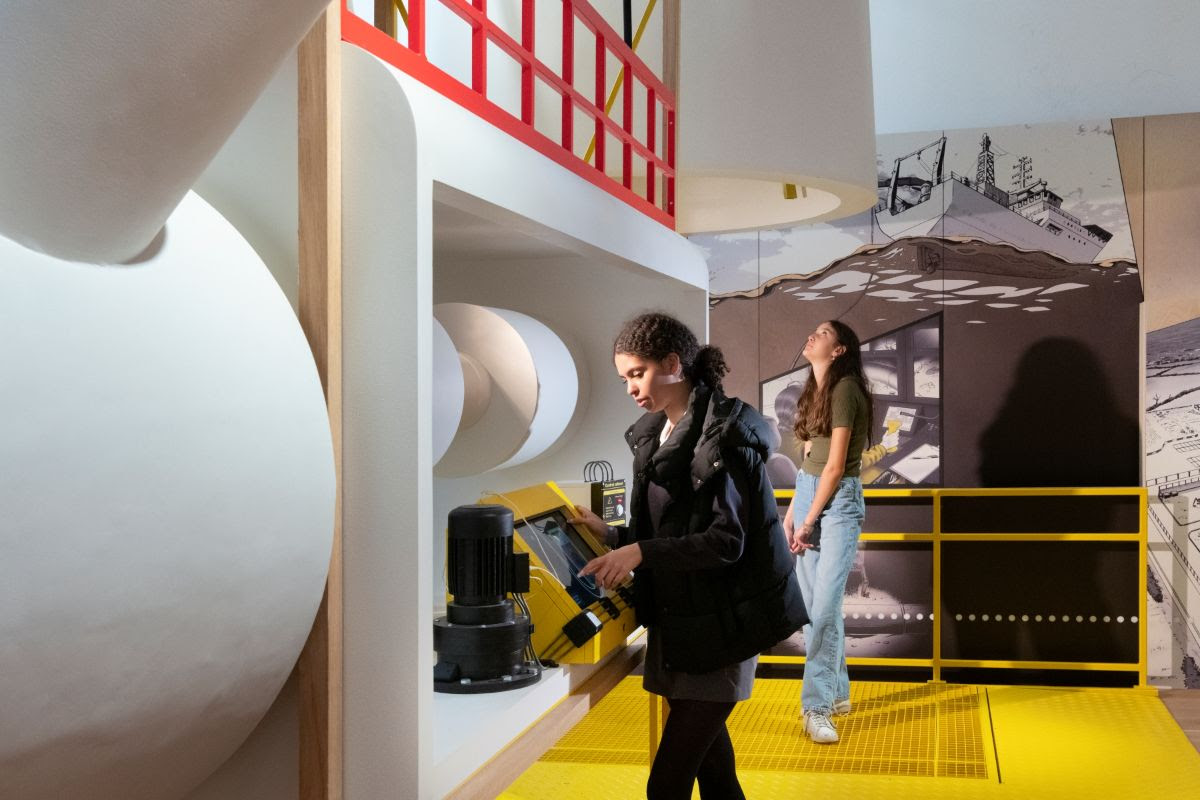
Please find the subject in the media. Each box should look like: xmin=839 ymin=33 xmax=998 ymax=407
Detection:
xmin=583 ymin=0 xmax=659 ymax=166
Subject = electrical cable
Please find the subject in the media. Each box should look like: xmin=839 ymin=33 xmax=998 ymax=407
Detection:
xmin=513 ymin=592 xmax=544 ymax=676
xmin=583 ymin=460 xmax=615 ymax=482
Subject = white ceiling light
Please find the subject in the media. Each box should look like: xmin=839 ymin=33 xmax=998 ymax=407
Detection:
xmin=676 ymin=0 xmax=878 ymax=233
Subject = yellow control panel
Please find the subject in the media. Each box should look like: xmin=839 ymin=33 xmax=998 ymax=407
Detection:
xmin=480 ymin=482 xmax=639 ymax=665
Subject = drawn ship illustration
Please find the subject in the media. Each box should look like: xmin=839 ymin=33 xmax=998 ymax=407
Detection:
xmin=875 ymin=133 xmax=1113 ymax=263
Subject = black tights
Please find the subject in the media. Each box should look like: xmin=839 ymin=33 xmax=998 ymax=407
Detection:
xmin=646 ymin=698 xmax=746 ymax=800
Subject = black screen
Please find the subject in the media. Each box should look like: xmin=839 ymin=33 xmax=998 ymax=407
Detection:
xmin=515 ymin=509 xmax=604 ymax=609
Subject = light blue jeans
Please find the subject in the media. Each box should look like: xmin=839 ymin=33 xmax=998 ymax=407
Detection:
xmin=794 ymin=471 xmax=864 ymax=715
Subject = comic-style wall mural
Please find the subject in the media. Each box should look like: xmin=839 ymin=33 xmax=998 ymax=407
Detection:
xmin=698 ymin=121 xmax=1142 ymax=490
xmin=692 ymin=119 xmax=1191 ymax=675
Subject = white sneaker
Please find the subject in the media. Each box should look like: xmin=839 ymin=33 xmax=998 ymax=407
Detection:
xmin=804 ymin=711 xmax=839 ymax=744
xmin=833 ymin=698 xmax=852 ymax=716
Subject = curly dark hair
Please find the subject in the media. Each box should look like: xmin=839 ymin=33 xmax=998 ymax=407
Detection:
xmin=613 ymin=312 xmax=728 ymax=392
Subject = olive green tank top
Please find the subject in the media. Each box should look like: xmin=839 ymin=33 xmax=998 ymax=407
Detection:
xmin=801 ymin=377 xmax=869 ymax=478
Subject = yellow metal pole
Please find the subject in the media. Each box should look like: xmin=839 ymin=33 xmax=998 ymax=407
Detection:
xmin=940 ymin=659 xmax=1143 ymax=671
xmin=373 ymin=0 xmax=408 ymax=37
xmin=583 ymin=0 xmax=658 ymax=165
xmin=1138 ymin=488 xmax=1148 ymax=687
xmin=931 ymin=490 xmax=943 ymax=683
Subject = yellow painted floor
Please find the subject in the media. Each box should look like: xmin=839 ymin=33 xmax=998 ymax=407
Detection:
xmin=501 ymin=678 xmax=1200 ymax=799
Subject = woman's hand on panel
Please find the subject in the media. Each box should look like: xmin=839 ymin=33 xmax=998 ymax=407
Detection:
xmin=579 ymin=543 xmax=643 ymax=589
xmin=567 ymin=504 xmax=609 ymax=541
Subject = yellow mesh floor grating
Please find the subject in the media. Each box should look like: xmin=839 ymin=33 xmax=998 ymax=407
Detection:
xmin=504 ymin=680 xmax=1200 ymax=800
xmin=539 ymin=678 xmax=988 ymax=779
xmin=539 ymin=679 xmax=650 ymax=766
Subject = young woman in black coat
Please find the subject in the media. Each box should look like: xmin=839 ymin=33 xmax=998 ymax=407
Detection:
xmin=575 ymin=312 xmax=808 ymax=800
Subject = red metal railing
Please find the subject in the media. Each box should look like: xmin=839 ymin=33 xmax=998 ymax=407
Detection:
xmin=341 ymin=0 xmax=676 ymax=228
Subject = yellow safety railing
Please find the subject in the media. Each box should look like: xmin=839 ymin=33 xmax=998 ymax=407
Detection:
xmin=766 ymin=486 xmax=1148 ymax=687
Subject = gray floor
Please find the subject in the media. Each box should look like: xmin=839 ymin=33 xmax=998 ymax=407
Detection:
xmin=1160 ymin=689 xmax=1200 ymax=753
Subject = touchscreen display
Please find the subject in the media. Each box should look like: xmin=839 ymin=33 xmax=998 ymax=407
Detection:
xmin=515 ymin=509 xmax=603 ymax=609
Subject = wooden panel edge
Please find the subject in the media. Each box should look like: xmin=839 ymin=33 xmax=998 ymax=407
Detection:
xmin=297 ymin=4 xmax=343 ymax=800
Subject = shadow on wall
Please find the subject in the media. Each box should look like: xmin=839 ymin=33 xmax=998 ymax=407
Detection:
xmin=978 ymin=337 xmax=1139 ymax=488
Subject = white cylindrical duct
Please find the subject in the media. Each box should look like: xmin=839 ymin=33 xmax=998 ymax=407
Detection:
xmin=676 ymin=0 xmax=878 ymax=233
xmin=0 ymin=191 xmax=335 ymax=800
xmin=433 ymin=303 xmax=579 ymax=477
xmin=489 ymin=307 xmax=579 ymax=470
xmin=432 ymin=318 xmax=465 ymax=465
xmin=457 ymin=352 xmax=493 ymax=429
xmin=0 ymin=0 xmax=329 ymax=263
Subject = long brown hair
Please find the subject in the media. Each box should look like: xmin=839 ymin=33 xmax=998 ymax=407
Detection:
xmin=793 ymin=320 xmax=874 ymax=443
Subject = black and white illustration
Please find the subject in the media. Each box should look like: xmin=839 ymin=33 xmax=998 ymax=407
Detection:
xmin=875 ymin=131 xmax=1121 ymax=265
xmin=1145 ymin=316 xmax=1200 ymax=687
xmin=696 ymin=120 xmax=1135 ymax=298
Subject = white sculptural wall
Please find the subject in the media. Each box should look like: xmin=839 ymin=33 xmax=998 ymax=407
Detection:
xmin=0 ymin=192 xmax=336 ymax=800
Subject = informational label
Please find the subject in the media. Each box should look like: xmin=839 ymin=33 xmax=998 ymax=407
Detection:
xmin=592 ymin=479 xmax=626 ymax=525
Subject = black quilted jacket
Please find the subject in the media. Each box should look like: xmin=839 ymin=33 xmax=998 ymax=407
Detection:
xmin=620 ymin=384 xmax=809 ymax=673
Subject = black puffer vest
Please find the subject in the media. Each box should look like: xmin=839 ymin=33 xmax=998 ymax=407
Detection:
xmin=620 ymin=385 xmax=809 ymax=673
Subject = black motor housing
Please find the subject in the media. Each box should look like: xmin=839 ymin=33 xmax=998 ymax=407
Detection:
xmin=433 ymin=504 xmax=538 ymax=693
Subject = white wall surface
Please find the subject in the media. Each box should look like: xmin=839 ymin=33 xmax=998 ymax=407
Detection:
xmin=342 ymin=43 xmax=434 ymax=800
xmin=427 ymin=205 xmax=705 ymax=797
xmin=870 ymin=0 xmax=1200 ymax=134
xmin=195 ymin=49 xmax=301 ymax=309
xmin=427 ymin=243 xmax=706 ymax=800
xmin=393 ymin=71 xmax=702 ymax=289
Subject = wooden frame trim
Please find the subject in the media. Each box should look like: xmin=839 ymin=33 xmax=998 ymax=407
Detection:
xmin=297 ymin=5 xmax=344 ymax=800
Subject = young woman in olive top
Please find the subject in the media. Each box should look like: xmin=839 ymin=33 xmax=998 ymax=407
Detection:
xmin=784 ymin=319 xmax=873 ymax=745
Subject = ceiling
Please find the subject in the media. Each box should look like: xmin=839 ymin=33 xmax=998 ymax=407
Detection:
xmin=870 ymin=0 xmax=1200 ymax=134
xmin=433 ymin=199 xmax=577 ymax=262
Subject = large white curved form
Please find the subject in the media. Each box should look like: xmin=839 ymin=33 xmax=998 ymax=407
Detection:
xmin=0 ymin=192 xmax=336 ymax=800
xmin=433 ymin=302 xmax=538 ymax=477
xmin=0 ymin=0 xmax=328 ymax=263
xmin=433 ymin=303 xmax=580 ymax=477
xmin=490 ymin=307 xmax=580 ymax=470
xmin=432 ymin=317 xmax=464 ymax=464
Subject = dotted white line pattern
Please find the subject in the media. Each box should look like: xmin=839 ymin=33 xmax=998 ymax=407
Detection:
xmin=948 ymin=613 xmax=1137 ymax=623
